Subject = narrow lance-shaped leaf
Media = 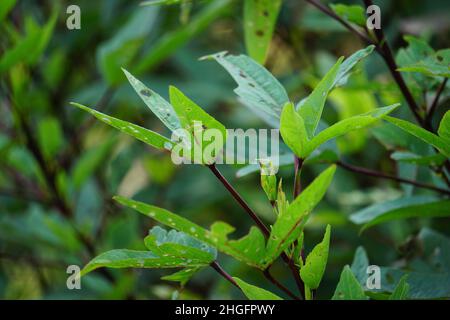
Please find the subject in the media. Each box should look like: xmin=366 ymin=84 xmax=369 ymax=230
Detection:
xmin=332 ymin=265 xmax=368 ymax=300
xmin=203 ymin=52 xmax=289 ymax=127
xmin=297 ymin=57 xmax=344 ymax=139
xmin=280 ymin=102 xmax=309 ymax=158
xmin=383 ymin=115 xmax=450 ymax=157
xmin=233 ymin=277 xmax=283 ymax=300
xmin=438 ymin=110 xmax=450 ymax=143
xmin=243 ymin=0 xmax=282 ymax=65
xmin=81 ymin=249 xmax=206 ymax=276
xmin=334 ymin=45 xmax=375 ymax=87
xmin=114 ymin=196 xmax=267 ymax=268
xmin=300 ymin=224 xmax=331 ymax=290
xmin=70 ymin=103 xmax=173 ymax=151
xmin=264 ymin=165 xmax=336 ymax=265
xmin=123 ymin=68 xmax=181 ymax=132
xmin=303 ymin=104 xmax=400 ymax=157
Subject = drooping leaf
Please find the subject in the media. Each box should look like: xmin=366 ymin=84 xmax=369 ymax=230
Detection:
xmin=302 ymin=104 xmax=399 ymax=157
xmin=233 ymin=277 xmax=283 ymax=300
xmin=203 ymin=52 xmax=289 ymax=127
xmin=243 ymin=0 xmax=282 ymax=64
xmin=350 ymin=196 xmax=450 ymax=232
xmin=81 ymin=249 xmax=207 ymax=276
xmin=161 ymin=267 xmax=202 ymax=286
xmin=383 ymin=116 xmax=450 ymax=157
xmin=123 ymin=69 xmax=181 ymax=132
xmin=114 ymin=196 xmax=267 ymax=268
xmin=264 ymin=165 xmax=336 ymax=265
xmin=280 ymin=102 xmax=309 ymax=158
xmin=70 ymin=103 xmax=173 ymax=150
xmin=332 ymin=265 xmax=368 ymax=300
xmin=330 ymin=4 xmax=366 ymax=27
xmin=389 ymin=275 xmax=410 ymax=300
xmin=297 ymin=57 xmax=344 ymax=139
xmin=300 ymin=224 xmax=331 ymax=290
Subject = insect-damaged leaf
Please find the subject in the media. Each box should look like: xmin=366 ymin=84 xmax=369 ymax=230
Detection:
xmin=243 ymin=0 xmax=282 ymax=65
xmin=70 ymin=103 xmax=173 ymax=150
xmin=264 ymin=165 xmax=336 ymax=266
xmin=114 ymin=196 xmax=267 ymax=268
xmin=203 ymin=52 xmax=289 ymax=127
xmin=300 ymin=224 xmax=331 ymax=290
xmin=233 ymin=277 xmax=283 ymax=300
xmin=122 ymin=68 xmax=181 ymax=132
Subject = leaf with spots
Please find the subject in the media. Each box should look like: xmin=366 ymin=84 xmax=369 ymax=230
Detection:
xmin=203 ymin=52 xmax=289 ymax=127
xmin=81 ymin=249 xmax=207 ymax=276
xmin=122 ymin=68 xmax=181 ymax=131
xmin=332 ymin=265 xmax=368 ymax=300
xmin=114 ymin=196 xmax=267 ymax=268
xmin=264 ymin=165 xmax=336 ymax=266
xmin=297 ymin=57 xmax=344 ymax=139
xmin=243 ymin=0 xmax=282 ymax=65
xmin=70 ymin=103 xmax=173 ymax=150
xmin=233 ymin=277 xmax=283 ymax=300
xmin=300 ymin=224 xmax=331 ymax=290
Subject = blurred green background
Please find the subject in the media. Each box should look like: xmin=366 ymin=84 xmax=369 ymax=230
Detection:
xmin=0 ymin=0 xmax=449 ymax=299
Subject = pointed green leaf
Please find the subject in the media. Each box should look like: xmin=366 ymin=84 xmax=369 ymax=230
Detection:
xmin=161 ymin=267 xmax=202 ymax=286
xmin=438 ymin=110 xmax=450 ymax=143
xmin=243 ymin=0 xmax=282 ymax=65
xmin=81 ymin=249 xmax=206 ymax=276
xmin=304 ymin=104 xmax=400 ymax=157
xmin=383 ymin=116 xmax=450 ymax=157
xmin=203 ymin=52 xmax=289 ymax=127
xmin=280 ymin=102 xmax=309 ymax=158
xmin=332 ymin=265 xmax=368 ymax=300
xmin=0 ymin=0 xmax=16 ymax=22
xmin=260 ymin=160 xmax=277 ymax=202
xmin=264 ymin=165 xmax=336 ymax=265
xmin=123 ymin=69 xmax=181 ymax=131
xmin=297 ymin=57 xmax=344 ymax=139
xmin=71 ymin=102 xmax=173 ymax=150
xmin=390 ymin=151 xmax=446 ymax=166
xmin=300 ymin=224 xmax=331 ymax=289
xmin=389 ymin=275 xmax=410 ymax=300
xmin=233 ymin=277 xmax=283 ymax=300
xmin=114 ymin=196 xmax=266 ymax=268
xmin=330 ymin=4 xmax=366 ymax=27
xmin=334 ymin=45 xmax=375 ymax=87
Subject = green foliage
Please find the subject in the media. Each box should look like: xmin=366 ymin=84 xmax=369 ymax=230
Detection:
xmin=330 ymin=4 xmax=366 ymax=27
xmin=389 ymin=275 xmax=410 ymax=300
xmin=234 ymin=277 xmax=283 ymax=300
xmin=300 ymin=225 xmax=331 ymax=290
xmin=243 ymin=0 xmax=282 ymax=64
xmin=332 ymin=266 xmax=367 ymax=300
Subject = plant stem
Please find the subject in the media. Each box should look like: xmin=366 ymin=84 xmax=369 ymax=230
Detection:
xmin=293 ymin=157 xmax=304 ymax=198
xmin=210 ymin=261 xmax=239 ymax=289
xmin=207 ymin=164 xmax=270 ymax=237
xmin=336 ymin=160 xmax=450 ymax=195
xmin=263 ymin=269 xmax=300 ymax=300
xmin=426 ymin=77 xmax=448 ymax=127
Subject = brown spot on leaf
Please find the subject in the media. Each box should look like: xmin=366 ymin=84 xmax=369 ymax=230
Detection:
xmin=256 ymin=30 xmax=265 ymax=37
xmin=140 ymin=89 xmax=152 ymax=97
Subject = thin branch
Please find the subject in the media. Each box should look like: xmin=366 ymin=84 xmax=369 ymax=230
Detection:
xmin=210 ymin=261 xmax=239 ymax=289
xmin=293 ymin=157 xmax=304 ymax=198
xmin=263 ymin=269 xmax=300 ymax=300
xmin=426 ymin=77 xmax=448 ymax=126
xmin=336 ymin=160 xmax=450 ymax=195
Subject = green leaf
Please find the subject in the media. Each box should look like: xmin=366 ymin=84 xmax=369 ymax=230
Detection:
xmin=350 ymin=196 xmax=450 ymax=232
xmin=122 ymin=69 xmax=181 ymax=132
xmin=141 ymin=0 xmax=183 ymax=6
xmin=280 ymin=102 xmax=309 ymax=158
xmin=390 ymin=151 xmax=446 ymax=166
xmin=303 ymin=104 xmax=399 ymax=157
xmin=0 ymin=0 xmax=16 ymax=22
xmin=233 ymin=277 xmax=283 ymax=300
xmin=438 ymin=110 xmax=450 ymax=143
xmin=161 ymin=267 xmax=202 ymax=286
xmin=81 ymin=249 xmax=207 ymax=276
xmin=134 ymin=0 xmax=232 ymax=75
xmin=398 ymin=48 xmax=450 ymax=78
xmin=70 ymin=102 xmax=173 ymax=150
xmin=243 ymin=0 xmax=282 ymax=65
xmin=260 ymin=160 xmax=277 ymax=202
xmin=300 ymin=224 xmax=331 ymax=290
xmin=332 ymin=265 xmax=368 ymax=300
xmin=297 ymin=57 xmax=344 ymax=139
xmin=383 ymin=116 xmax=450 ymax=157
xmin=113 ymin=196 xmax=267 ymax=268
xmin=203 ymin=52 xmax=289 ymax=127
xmin=37 ymin=117 xmax=64 ymax=160
xmin=389 ymin=275 xmax=410 ymax=300
xmin=334 ymin=45 xmax=375 ymax=87
xmin=330 ymin=4 xmax=366 ymax=27
xmin=264 ymin=165 xmax=336 ymax=265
